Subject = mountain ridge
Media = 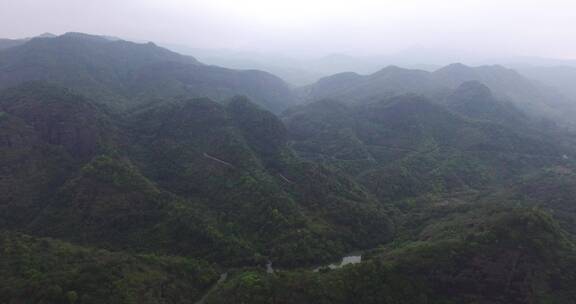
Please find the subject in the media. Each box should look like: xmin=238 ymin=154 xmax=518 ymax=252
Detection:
xmin=0 ymin=33 xmax=296 ymax=113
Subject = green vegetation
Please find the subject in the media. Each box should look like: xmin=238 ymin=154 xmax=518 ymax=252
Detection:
xmin=125 ymin=96 xmax=393 ymax=266
xmin=284 ymin=95 xmax=572 ymax=203
xmin=0 ymin=231 xmax=219 ymax=304
xmin=0 ymin=83 xmax=392 ymax=268
xmin=2 ymin=34 xmax=576 ymax=303
xmin=0 ymin=33 xmax=295 ymax=112
xmin=206 ymin=207 xmax=576 ymax=304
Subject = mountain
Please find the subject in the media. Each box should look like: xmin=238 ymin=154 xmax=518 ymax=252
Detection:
xmin=123 ymin=95 xmax=393 ymax=266
xmin=219 ymin=88 xmax=576 ymax=303
xmin=4 ymin=32 xmax=576 ymax=303
xmin=299 ymin=66 xmax=445 ymax=104
xmin=301 ymin=63 xmax=576 ymax=125
xmin=282 ymin=93 xmax=576 ymax=300
xmin=0 ymin=82 xmax=116 ymax=228
xmin=166 ymin=46 xmax=325 ymax=86
xmin=165 ymin=48 xmax=448 ymax=87
xmin=0 ymin=83 xmax=393 ymax=268
xmin=0 ymin=33 xmax=296 ymax=113
xmin=0 ymin=33 xmax=56 ymax=50
xmin=445 ymin=81 xmax=527 ymax=126
xmin=284 ymin=94 xmax=571 ymax=202
xmin=434 ymin=63 xmax=576 ymax=120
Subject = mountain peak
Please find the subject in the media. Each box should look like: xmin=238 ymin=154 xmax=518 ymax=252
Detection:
xmin=59 ymin=32 xmax=111 ymax=42
xmin=436 ymin=62 xmax=474 ymax=74
xmin=36 ymin=33 xmax=57 ymax=38
xmin=446 ymin=62 xmax=469 ymax=68
xmin=371 ymin=65 xmax=429 ymax=79
xmin=454 ymin=80 xmax=494 ymax=98
xmin=375 ymin=65 xmax=403 ymax=73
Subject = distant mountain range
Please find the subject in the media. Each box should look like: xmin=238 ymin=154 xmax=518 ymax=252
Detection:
xmin=0 ymin=32 xmax=56 ymax=50
xmin=169 ymin=43 xmax=576 ymax=86
xmin=299 ymin=63 xmax=576 ymax=127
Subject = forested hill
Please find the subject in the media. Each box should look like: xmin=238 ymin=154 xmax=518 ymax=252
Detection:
xmin=0 ymin=82 xmax=393 ymax=267
xmin=300 ymin=63 xmax=576 ymax=126
xmin=0 ymin=33 xmax=296 ymax=113
xmin=2 ymin=32 xmax=576 ymax=303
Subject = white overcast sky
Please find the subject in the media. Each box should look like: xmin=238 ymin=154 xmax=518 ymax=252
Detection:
xmin=1 ymin=0 xmax=575 ymax=58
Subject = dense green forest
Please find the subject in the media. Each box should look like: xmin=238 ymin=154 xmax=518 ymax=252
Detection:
xmin=2 ymin=33 xmax=576 ymax=303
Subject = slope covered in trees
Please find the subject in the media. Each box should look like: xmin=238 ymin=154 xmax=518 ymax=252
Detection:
xmin=0 ymin=82 xmax=393 ymax=270
xmin=0 ymin=231 xmax=219 ymax=304
xmin=2 ymin=31 xmax=576 ymax=303
xmin=284 ymin=93 xmax=572 ymax=202
xmin=0 ymin=33 xmax=296 ymax=112
xmin=300 ymin=63 xmax=576 ymax=126
xmin=205 ymin=206 xmax=576 ymax=304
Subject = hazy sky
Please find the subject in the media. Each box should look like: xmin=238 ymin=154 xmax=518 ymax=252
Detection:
xmin=1 ymin=0 xmax=575 ymax=58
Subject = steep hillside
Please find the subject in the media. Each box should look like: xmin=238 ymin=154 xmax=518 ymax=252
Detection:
xmin=0 ymin=83 xmax=392 ymax=267
xmin=0 ymin=33 xmax=296 ymax=112
xmin=301 ymin=63 xmax=576 ymax=124
xmin=434 ymin=63 xmax=576 ymax=121
xmin=300 ymin=66 xmax=445 ymax=104
xmin=205 ymin=207 xmax=576 ymax=304
xmin=0 ymin=231 xmax=219 ymax=304
xmin=445 ymin=81 xmax=527 ymax=126
xmin=284 ymin=95 xmax=572 ymax=202
xmin=0 ymin=83 xmax=248 ymax=263
xmin=126 ymin=96 xmax=393 ymax=266
xmin=3 ymin=32 xmax=576 ymax=303
xmin=0 ymin=82 xmax=115 ymax=228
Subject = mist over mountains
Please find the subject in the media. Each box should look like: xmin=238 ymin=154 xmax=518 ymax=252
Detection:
xmin=2 ymin=30 xmax=576 ymax=303
xmin=170 ymin=43 xmax=576 ymax=121
xmin=170 ymin=44 xmax=576 ymax=88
